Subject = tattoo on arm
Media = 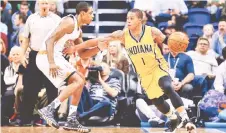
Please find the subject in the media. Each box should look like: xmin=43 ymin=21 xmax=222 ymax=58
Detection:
xmin=151 ymin=27 xmax=166 ymax=45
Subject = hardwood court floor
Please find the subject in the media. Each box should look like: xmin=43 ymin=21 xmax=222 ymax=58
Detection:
xmin=1 ymin=127 xmax=226 ymax=133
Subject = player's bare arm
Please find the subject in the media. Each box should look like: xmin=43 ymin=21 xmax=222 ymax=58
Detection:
xmin=151 ymin=27 xmax=166 ymax=46
xmin=106 ymin=30 xmax=125 ymax=46
xmin=46 ymin=16 xmax=74 ymax=78
xmin=73 ymin=32 xmax=100 ymax=59
xmin=62 ymin=30 xmax=125 ymax=59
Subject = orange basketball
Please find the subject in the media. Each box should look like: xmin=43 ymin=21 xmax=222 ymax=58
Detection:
xmin=167 ymin=32 xmax=189 ymax=53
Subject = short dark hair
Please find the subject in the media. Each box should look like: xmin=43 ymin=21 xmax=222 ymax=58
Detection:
xmin=17 ymin=13 xmax=27 ymax=24
xmin=197 ymin=37 xmax=210 ymax=45
xmin=129 ymin=9 xmax=143 ymax=19
xmin=21 ymin=1 xmax=29 ymax=7
xmin=222 ymin=47 xmax=226 ymax=59
xmin=76 ymin=2 xmax=91 ymax=15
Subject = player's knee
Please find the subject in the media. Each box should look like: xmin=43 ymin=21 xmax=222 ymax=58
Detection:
xmin=158 ymin=76 xmax=174 ymax=95
xmin=152 ymin=96 xmax=164 ymax=106
xmin=68 ymin=73 xmax=85 ymax=87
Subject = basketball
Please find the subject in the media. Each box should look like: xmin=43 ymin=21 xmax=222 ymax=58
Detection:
xmin=167 ymin=32 xmax=189 ymax=53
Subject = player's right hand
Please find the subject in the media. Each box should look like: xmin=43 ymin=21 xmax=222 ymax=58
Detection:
xmin=62 ymin=45 xmax=77 ymax=55
xmin=49 ymin=63 xmax=61 ymax=78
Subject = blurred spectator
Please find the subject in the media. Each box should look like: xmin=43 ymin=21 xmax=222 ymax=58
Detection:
xmin=1 ymin=38 xmax=9 ymax=96
xmin=221 ymin=0 xmax=226 ymax=18
xmin=1 ymin=0 xmax=12 ymax=26
xmin=211 ymin=20 xmax=226 ymax=64
xmin=207 ymin=0 xmax=222 ymax=15
xmin=2 ymin=46 xmax=23 ymax=125
xmin=102 ymin=41 xmax=129 ymax=74
xmin=78 ymin=63 xmax=121 ymax=122
xmin=0 ymin=21 xmax=8 ymax=35
xmin=35 ymin=0 xmax=67 ymax=15
xmin=0 ymin=37 xmax=7 ymax=55
xmin=186 ymin=1 xmax=207 ymax=8
xmin=152 ymin=0 xmax=188 ymax=17
xmin=153 ymin=0 xmax=188 ymax=30
xmin=214 ymin=47 xmax=226 ymax=94
xmin=142 ymin=11 xmax=155 ymax=27
xmin=162 ymin=44 xmax=170 ymax=55
xmin=134 ymin=0 xmax=152 ymax=12
xmin=203 ymin=24 xmax=215 ymax=45
xmin=162 ymin=25 xmax=176 ymax=37
xmin=4 ymin=46 xmax=23 ymax=92
xmin=11 ymin=13 xmax=27 ymax=46
xmin=187 ymin=37 xmax=218 ymax=76
xmin=11 ymin=1 xmax=32 ymax=32
xmin=187 ymin=37 xmax=218 ymax=95
xmin=164 ymin=50 xmax=195 ymax=99
xmin=49 ymin=0 xmax=63 ymax=17
xmin=1 ymin=33 xmax=8 ymax=54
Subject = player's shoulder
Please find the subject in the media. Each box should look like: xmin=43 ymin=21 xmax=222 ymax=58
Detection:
xmin=61 ymin=14 xmax=75 ymax=24
xmin=149 ymin=26 xmax=160 ymax=32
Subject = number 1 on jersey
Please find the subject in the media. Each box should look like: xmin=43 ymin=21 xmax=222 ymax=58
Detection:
xmin=141 ymin=58 xmax=145 ymax=65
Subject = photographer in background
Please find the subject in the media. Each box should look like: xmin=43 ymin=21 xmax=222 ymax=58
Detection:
xmin=78 ymin=62 xmax=121 ymax=122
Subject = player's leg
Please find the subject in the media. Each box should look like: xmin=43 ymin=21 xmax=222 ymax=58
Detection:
xmin=141 ymin=74 xmax=179 ymax=132
xmin=158 ymin=76 xmax=196 ymax=132
xmin=151 ymin=96 xmax=179 ymax=132
xmin=36 ymin=55 xmax=87 ymax=130
xmin=63 ymin=72 xmax=91 ymax=133
xmin=38 ymin=72 xmax=85 ymax=129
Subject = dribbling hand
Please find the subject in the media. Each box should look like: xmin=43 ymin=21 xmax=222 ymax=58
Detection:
xmin=49 ymin=62 xmax=61 ymax=78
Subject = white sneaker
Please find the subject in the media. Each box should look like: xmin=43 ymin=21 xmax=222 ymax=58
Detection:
xmin=148 ymin=117 xmax=165 ymax=127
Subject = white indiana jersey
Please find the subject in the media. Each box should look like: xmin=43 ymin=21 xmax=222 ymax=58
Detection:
xmin=40 ymin=14 xmax=81 ymax=56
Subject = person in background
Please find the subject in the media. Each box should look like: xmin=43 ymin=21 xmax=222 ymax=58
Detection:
xmin=11 ymin=13 xmax=27 ymax=46
xmin=2 ymin=46 xmax=23 ymax=126
xmin=49 ymin=0 xmax=63 ymax=17
xmin=102 ymin=41 xmax=129 ymax=74
xmin=1 ymin=38 xmax=9 ymax=96
xmin=11 ymin=1 xmax=32 ymax=32
xmin=211 ymin=20 xmax=226 ymax=64
xmin=214 ymin=47 xmax=226 ymax=94
xmin=187 ymin=37 xmax=218 ymax=96
xmin=1 ymin=0 xmax=12 ymax=26
xmin=162 ymin=44 xmax=170 ymax=55
xmin=203 ymin=24 xmax=215 ymax=45
xmin=164 ymin=35 xmax=195 ymax=99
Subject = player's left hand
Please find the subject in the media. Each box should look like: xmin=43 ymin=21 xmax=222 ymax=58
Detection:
xmin=49 ymin=62 xmax=61 ymax=78
xmin=63 ymin=45 xmax=77 ymax=55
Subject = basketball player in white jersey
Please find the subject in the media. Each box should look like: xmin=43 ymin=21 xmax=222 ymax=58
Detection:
xmin=36 ymin=2 xmax=95 ymax=132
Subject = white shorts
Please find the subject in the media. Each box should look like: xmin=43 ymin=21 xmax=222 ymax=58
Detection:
xmin=36 ymin=52 xmax=76 ymax=88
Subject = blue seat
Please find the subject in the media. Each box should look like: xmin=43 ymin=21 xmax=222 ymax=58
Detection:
xmin=187 ymin=36 xmax=199 ymax=51
xmin=188 ymin=8 xmax=210 ymax=24
xmin=183 ymin=23 xmax=203 ymax=37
